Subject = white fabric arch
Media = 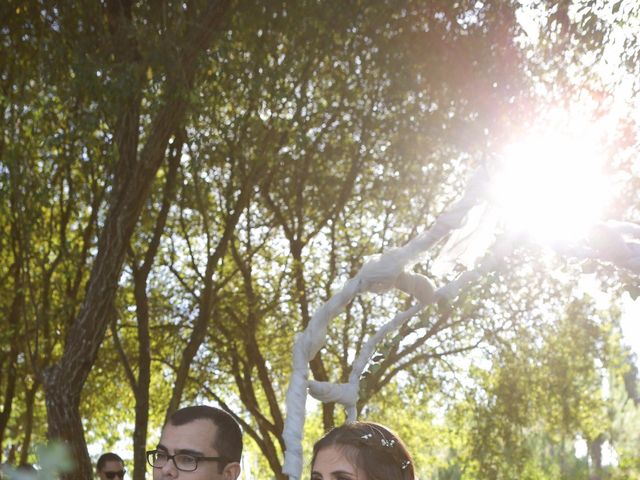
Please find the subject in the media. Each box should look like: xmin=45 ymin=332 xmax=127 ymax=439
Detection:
xmin=281 ymin=168 xmax=640 ymax=480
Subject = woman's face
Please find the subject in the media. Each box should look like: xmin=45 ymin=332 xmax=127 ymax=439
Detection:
xmin=311 ymin=445 xmax=366 ymax=480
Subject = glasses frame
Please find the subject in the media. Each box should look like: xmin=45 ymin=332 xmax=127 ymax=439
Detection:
xmin=146 ymin=449 xmax=227 ymax=472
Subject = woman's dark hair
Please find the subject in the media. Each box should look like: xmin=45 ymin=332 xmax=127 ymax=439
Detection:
xmin=96 ymin=453 xmax=124 ymax=472
xmin=311 ymin=421 xmax=415 ymax=480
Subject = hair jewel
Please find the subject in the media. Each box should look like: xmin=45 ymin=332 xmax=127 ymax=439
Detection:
xmin=361 ymin=430 xmax=398 ymax=449
xmin=380 ymin=438 xmax=396 ymax=448
xmin=401 ymin=460 xmax=411 ymax=470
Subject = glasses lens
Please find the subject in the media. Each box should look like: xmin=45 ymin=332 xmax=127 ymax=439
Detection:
xmin=148 ymin=451 xmax=167 ymax=468
xmin=174 ymin=454 xmax=198 ymax=471
xmin=104 ymin=472 xmax=125 ymax=479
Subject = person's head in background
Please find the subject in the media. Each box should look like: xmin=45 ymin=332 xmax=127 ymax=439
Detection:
xmin=311 ymin=421 xmax=415 ymax=480
xmin=96 ymin=452 xmax=125 ymax=480
xmin=148 ymin=405 xmax=242 ymax=480
xmin=16 ymin=464 xmax=37 ymax=478
xmin=0 ymin=463 xmax=37 ymax=479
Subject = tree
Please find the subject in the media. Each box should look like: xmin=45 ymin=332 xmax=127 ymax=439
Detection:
xmin=442 ymin=293 xmax=631 ymax=480
xmin=1 ymin=1 xmax=639 ymax=479
xmin=2 ymin=1 xmax=235 ymax=477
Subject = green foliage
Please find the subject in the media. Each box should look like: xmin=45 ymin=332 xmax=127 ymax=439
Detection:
xmin=1 ymin=1 xmax=639 ymax=479
xmin=1 ymin=442 xmax=73 ymax=480
xmin=438 ymin=296 xmax=637 ymax=479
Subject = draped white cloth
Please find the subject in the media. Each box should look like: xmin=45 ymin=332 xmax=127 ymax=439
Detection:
xmin=281 ymin=167 xmax=640 ymax=479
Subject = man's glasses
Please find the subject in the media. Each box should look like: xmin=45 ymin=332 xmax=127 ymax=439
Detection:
xmin=146 ymin=449 xmax=227 ymax=472
xmin=103 ymin=470 xmax=125 ymax=479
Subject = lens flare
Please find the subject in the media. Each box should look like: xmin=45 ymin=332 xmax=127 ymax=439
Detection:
xmin=490 ymin=132 xmax=612 ymax=243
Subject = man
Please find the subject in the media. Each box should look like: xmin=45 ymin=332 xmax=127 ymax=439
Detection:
xmin=96 ymin=452 xmax=126 ymax=480
xmin=147 ymin=405 xmax=242 ymax=480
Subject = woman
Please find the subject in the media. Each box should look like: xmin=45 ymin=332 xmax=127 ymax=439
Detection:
xmin=310 ymin=421 xmax=415 ymax=480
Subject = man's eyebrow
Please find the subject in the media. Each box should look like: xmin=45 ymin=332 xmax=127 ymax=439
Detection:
xmin=174 ymin=448 xmax=205 ymax=456
xmin=155 ymin=445 xmax=207 ymax=456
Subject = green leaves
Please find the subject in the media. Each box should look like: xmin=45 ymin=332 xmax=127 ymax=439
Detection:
xmin=0 ymin=442 xmax=73 ymax=480
xmin=2 ymin=1 xmax=640 ymax=479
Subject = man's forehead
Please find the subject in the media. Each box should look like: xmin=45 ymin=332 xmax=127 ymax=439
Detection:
xmin=160 ymin=418 xmax=219 ymax=451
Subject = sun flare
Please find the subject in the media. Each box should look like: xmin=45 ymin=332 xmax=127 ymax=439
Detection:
xmin=490 ymin=131 xmax=612 ymax=244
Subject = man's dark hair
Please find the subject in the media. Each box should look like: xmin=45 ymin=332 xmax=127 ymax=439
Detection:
xmin=96 ymin=452 xmax=124 ymax=472
xmin=167 ymin=405 xmax=243 ymax=470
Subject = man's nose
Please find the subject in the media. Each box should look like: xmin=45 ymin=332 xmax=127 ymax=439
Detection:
xmin=159 ymin=459 xmax=179 ymax=478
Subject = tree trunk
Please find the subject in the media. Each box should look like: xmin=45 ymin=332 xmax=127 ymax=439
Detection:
xmin=1 ymin=201 xmax=25 ymax=461
xmin=130 ymin=146 xmax=180 ymax=480
xmin=41 ymin=3 xmax=233 ymax=477
xmin=0 ymin=356 xmax=17 ymax=462
xmin=0 ymin=294 xmax=20 ymax=461
xmin=132 ymin=274 xmax=151 ymax=480
xmin=588 ymin=435 xmax=604 ymax=480
xmin=18 ymin=385 xmax=36 ymax=466
xmin=132 ymin=383 xmax=149 ymax=480
xmin=42 ymin=382 xmax=88 ymax=477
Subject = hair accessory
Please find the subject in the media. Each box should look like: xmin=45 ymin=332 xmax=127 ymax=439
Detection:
xmin=401 ymin=460 xmax=411 ymax=470
xmin=381 ymin=438 xmax=396 ymax=447
xmin=360 ymin=433 xmax=373 ymax=440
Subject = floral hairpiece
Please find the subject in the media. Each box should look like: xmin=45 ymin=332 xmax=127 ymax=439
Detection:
xmin=381 ymin=438 xmax=396 ymax=447
xmin=359 ymin=430 xmax=410 ymax=473
xmin=361 ymin=432 xmax=397 ymax=448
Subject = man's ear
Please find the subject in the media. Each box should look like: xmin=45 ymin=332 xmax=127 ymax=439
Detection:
xmin=222 ymin=462 xmax=241 ymax=480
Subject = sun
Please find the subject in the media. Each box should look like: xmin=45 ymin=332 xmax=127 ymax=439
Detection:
xmin=490 ymin=129 xmax=612 ymax=244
